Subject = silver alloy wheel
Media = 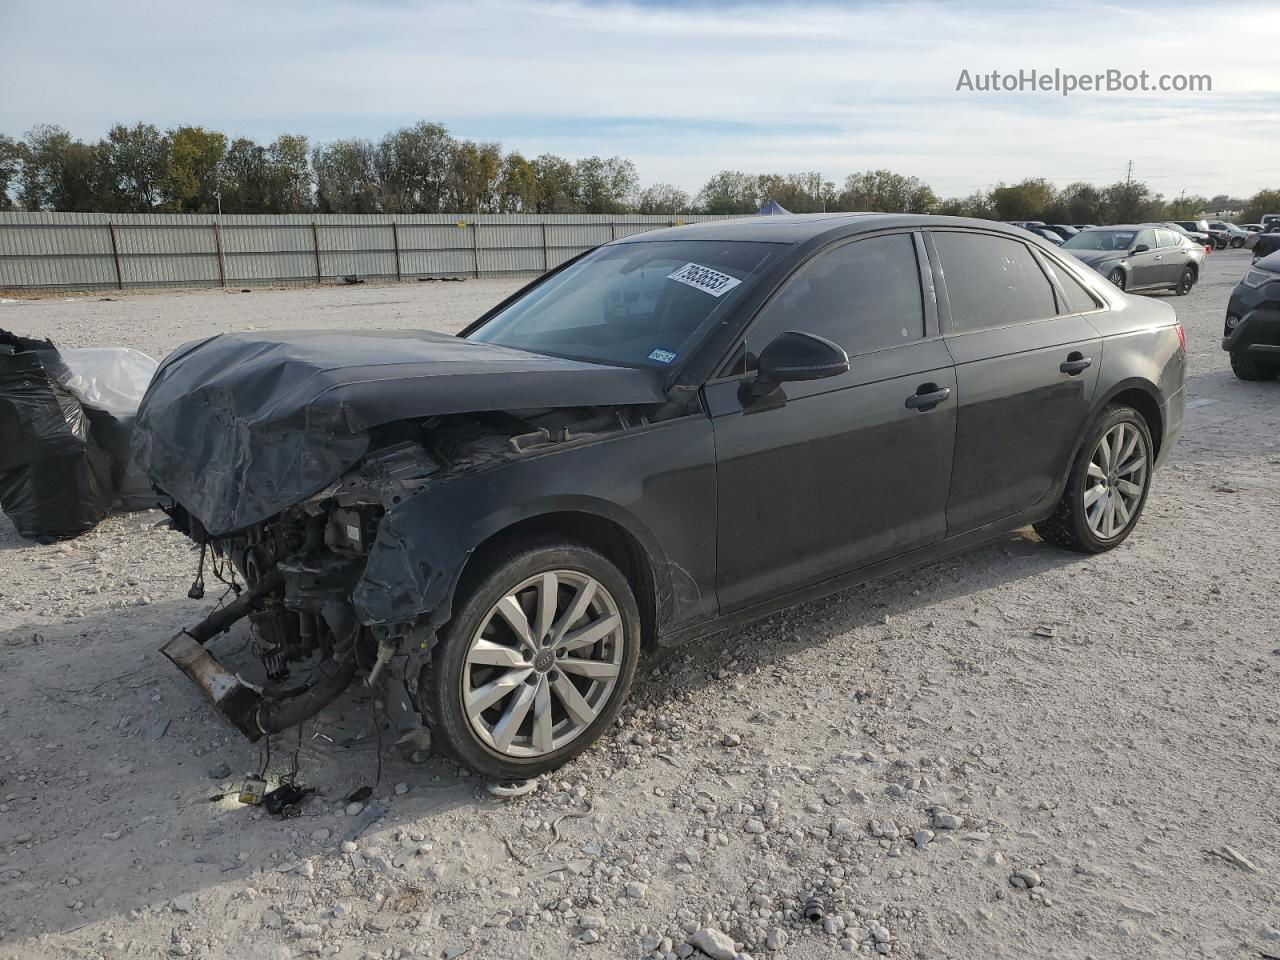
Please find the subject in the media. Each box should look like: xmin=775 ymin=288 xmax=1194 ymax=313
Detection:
xmin=460 ymin=570 xmax=625 ymax=758
xmin=1083 ymin=421 xmax=1149 ymax=540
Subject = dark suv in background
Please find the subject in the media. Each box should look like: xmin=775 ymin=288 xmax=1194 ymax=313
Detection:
xmin=1223 ymin=250 xmax=1280 ymax=380
xmin=1062 ymin=225 xmax=1204 ymax=294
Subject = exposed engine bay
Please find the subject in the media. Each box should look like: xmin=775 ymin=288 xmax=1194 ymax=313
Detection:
xmin=158 ymin=404 xmax=658 ymax=742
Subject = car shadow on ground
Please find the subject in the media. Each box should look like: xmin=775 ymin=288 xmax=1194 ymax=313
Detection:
xmin=1 ymin=523 xmax=1085 ymax=944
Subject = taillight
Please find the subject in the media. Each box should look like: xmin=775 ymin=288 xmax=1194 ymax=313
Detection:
xmin=1175 ymin=322 xmax=1187 ymax=353
xmin=1204 ymin=245 xmax=1212 ymax=255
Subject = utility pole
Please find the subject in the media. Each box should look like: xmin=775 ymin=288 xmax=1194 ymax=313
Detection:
xmin=1124 ymin=160 xmax=1134 ymax=187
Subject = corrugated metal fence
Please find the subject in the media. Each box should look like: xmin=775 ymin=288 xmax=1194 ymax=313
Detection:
xmin=0 ymin=212 xmax=740 ymax=290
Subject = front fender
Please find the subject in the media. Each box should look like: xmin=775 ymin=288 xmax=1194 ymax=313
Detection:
xmin=351 ymin=416 xmax=719 ymax=632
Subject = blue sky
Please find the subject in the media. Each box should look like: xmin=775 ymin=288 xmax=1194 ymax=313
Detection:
xmin=3 ymin=0 xmax=1278 ymax=199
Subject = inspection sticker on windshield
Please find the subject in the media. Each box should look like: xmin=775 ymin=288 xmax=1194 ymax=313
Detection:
xmin=667 ymin=262 xmax=741 ymax=297
xmin=648 ymin=348 xmax=677 ymax=364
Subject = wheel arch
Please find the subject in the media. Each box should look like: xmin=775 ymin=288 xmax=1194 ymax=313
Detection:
xmin=1102 ymin=381 xmax=1165 ymax=460
xmin=450 ymin=507 xmax=663 ymax=651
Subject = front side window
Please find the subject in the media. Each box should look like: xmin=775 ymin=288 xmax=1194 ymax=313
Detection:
xmin=932 ymin=232 xmax=1057 ymax=332
xmin=742 ymin=234 xmax=924 ymax=363
xmin=468 ymin=240 xmax=784 ymax=368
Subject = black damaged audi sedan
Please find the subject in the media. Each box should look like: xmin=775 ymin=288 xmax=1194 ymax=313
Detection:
xmin=135 ymin=214 xmax=1186 ymax=779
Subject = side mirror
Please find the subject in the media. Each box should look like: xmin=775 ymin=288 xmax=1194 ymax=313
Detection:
xmin=1131 ymin=244 xmax=1150 ymax=254
xmin=750 ymin=331 xmax=849 ymax=398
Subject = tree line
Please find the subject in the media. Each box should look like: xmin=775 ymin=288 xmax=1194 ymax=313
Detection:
xmin=1 ymin=121 xmax=1277 ymax=224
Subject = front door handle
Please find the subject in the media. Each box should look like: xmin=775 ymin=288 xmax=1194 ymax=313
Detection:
xmin=905 ymin=383 xmax=951 ymax=411
xmin=1153 ymin=255 xmax=1162 ymax=261
xmin=1060 ymin=353 xmax=1093 ymax=375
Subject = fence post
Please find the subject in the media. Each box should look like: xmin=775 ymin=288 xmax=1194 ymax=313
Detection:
xmin=311 ymin=222 xmax=322 ymax=283
xmin=541 ymin=221 xmax=549 ymax=272
xmin=610 ymin=222 xmax=617 ymax=241
xmin=212 ymin=222 xmax=227 ymax=288
xmin=108 ymin=223 xmax=124 ymax=290
xmin=472 ymin=221 xmax=480 ymax=278
xmin=391 ymin=221 xmax=402 ymax=281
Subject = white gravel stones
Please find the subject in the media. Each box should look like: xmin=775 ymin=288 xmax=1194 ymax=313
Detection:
xmin=931 ymin=810 xmax=965 ymax=830
xmin=1010 ymin=868 xmax=1042 ymax=889
xmin=765 ymin=927 xmax=787 ymax=951
xmin=829 ymin=817 xmax=858 ymax=838
xmin=744 ymin=818 xmax=766 ymax=834
xmin=688 ymin=927 xmax=736 ymax=960
xmin=868 ymin=819 xmax=899 ymax=840
xmin=912 ymin=828 xmax=935 ymax=848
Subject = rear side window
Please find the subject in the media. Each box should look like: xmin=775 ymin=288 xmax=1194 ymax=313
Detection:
xmin=1156 ymin=229 xmax=1183 ymax=249
xmin=932 ymin=232 xmax=1057 ymax=332
xmin=1042 ymin=257 xmax=1100 ymax=313
xmin=745 ymin=233 xmax=924 ymax=359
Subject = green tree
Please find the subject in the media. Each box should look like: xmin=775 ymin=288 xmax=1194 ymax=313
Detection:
xmin=497 ymin=151 xmax=539 ymax=213
xmin=1044 ymin=182 xmax=1104 ymax=225
xmin=837 ymin=169 xmax=936 ymax=213
xmin=636 ymin=182 xmax=690 ymax=215
xmin=161 ymin=126 xmax=227 ymax=212
xmin=0 ymin=134 xmax=27 ymax=210
xmin=99 ymin=123 xmax=168 ymax=211
xmin=447 ymin=140 xmax=504 ymax=212
xmin=266 ymin=134 xmax=311 ymax=212
xmin=1241 ymin=189 xmax=1280 ymax=224
xmin=1100 ymin=180 xmax=1163 ymax=224
xmin=313 ymin=139 xmax=380 ymax=213
xmin=696 ymin=170 xmax=760 ymax=214
xmin=574 ymin=156 xmax=637 ymax=213
xmin=19 ymin=125 xmax=105 ymax=211
xmin=531 ymin=154 xmax=577 ymax=213
xmin=935 ymin=191 xmax=997 ymax=219
xmin=990 ymin=178 xmax=1057 ymax=221
xmin=375 ymin=121 xmax=455 ymax=213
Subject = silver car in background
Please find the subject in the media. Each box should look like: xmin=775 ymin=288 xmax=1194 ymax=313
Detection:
xmin=1061 ymin=225 xmax=1206 ymax=295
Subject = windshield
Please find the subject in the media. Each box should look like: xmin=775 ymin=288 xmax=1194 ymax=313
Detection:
xmin=1063 ymin=230 xmax=1136 ymax=252
xmin=467 ymin=239 xmax=783 ymax=368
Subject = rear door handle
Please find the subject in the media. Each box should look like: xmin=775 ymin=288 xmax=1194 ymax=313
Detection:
xmin=905 ymin=384 xmax=951 ymax=411
xmin=1060 ymin=353 xmax=1092 ymax=375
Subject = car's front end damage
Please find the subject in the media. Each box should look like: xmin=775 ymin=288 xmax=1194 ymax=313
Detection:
xmin=132 ymin=328 xmax=673 ymax=743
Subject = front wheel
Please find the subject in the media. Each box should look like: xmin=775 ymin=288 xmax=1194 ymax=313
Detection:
xmin=1175 ymin=265 xmax=1195 ymax=296
xmin=1034 ymin=405 xmax=1154 ymax=553
xmin=1230 ymin=237 xmax=1245 ymax=249
xmin=1107 ymin=268 xmax=1126 ymax=290
xmin=418 ymin=538 xmax=641 ymax=780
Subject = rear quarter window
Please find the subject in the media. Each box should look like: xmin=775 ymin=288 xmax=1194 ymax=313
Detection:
xmin=932 ymin=231 xmax=1058 ymax=332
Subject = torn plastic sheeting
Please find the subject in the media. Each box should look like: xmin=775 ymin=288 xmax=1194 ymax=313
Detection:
xmin=0 ymin=339 xmax=115 ymax=539
xmin=53 ymin=347 xmax=158 ymax=416
xmin=132 ymin=328 xmax=666 ymax=535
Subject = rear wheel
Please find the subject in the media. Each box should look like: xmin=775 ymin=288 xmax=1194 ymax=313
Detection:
xmin=1230 ymin=349 xmax=1280 ymax=381
xmin=1107 ymin=268 xmax=1126 ymax=290
xmin=1230 ymin=237 xmax=1245 ymax=249
xmin=1034 ymin=405 xmax=1153 ymax=553
xmin=419 ymin=538 xmax=641 ymax=780
xmin=1175 ymin=265 xmax=1195 ymax=296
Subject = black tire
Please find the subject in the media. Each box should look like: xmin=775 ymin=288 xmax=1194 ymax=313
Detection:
xmin=1034 ymin=405 xmax=1154 ymax=554
xmin=1231 ymin=237 xmax=1245 ymax=249
xmin=418 ymin=537 xmax=641 ymax=780
xmin=1230 ymin=349 xmax=1280 ymax=382
xmin=1107 ymin=268 xmax=1126 ymax=291
xmin=1175 ymin=265 xmax=1195 ymax=296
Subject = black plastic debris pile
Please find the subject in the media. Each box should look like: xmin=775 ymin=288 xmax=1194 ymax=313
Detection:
xmin=0 ymin=329 xmax=158 ymax=541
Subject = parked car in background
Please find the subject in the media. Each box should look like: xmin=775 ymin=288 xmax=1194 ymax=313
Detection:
xmin=1207 ymin=221 xmax=1251 ymax=248
xmin=1168 ymin=220 xmax=1218 ymax=250
xmin=1072 ymin=224 xmax=1098 ymax=231
xmin=133 ymin=213 xmax=1187 ymax=779
xmin=1027 ymin=226 xmax=1066 ymax=245
xmin=1062 ymin=225 xmax=1204 ymax=295
xmin=1045 ymin=225 xmax=1081 ymax=240
xmin=1222 ymin=250 xmax=1280 ymax=380
xmin=1261 ymin=214 xmax=1280 ymax=230
xmin=1251 ymin=230 xmax=1280 ymax=262
xmin=1241 ymin=224 xmax=1264 ymax=233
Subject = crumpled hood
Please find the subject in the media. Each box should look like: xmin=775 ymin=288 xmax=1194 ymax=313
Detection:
xmin=132 ymin=329 xmax=666 ymax=534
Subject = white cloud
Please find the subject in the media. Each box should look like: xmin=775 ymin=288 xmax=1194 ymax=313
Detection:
xmin=2 ymin=0 xmax=1277 ymax=198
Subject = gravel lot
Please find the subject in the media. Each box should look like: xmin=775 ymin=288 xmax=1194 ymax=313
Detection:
xmin=1 ymin=252 xmax=1278 ymax=960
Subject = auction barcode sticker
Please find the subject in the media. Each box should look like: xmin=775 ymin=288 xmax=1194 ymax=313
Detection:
xmin=667 ymin=262 xmax=742 ymax=297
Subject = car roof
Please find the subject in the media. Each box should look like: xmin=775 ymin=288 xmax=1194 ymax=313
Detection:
xmin=613 ymin=213 xmax=1048 ymax=245
xmin=1081 ymin=224 xmax=1164 ymax=231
